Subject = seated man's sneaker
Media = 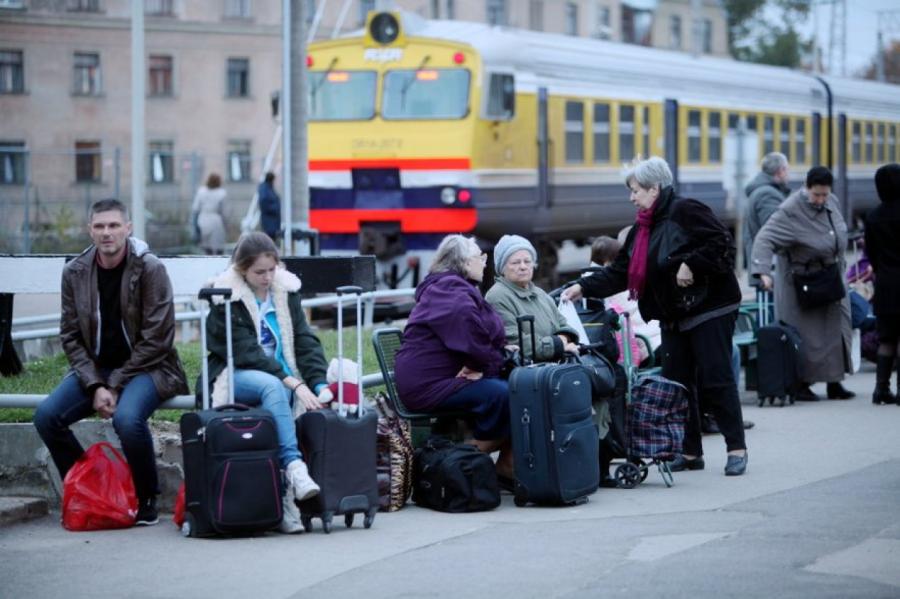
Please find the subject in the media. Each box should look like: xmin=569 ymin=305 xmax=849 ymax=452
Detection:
xmin=135 ymin=497 xmax=159 ymax=526
xmin=286 ymin=459 xmax=320 ymax=502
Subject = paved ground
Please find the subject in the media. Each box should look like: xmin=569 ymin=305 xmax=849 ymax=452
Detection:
xmin=2 ymin=366 xmax=899 ymax=599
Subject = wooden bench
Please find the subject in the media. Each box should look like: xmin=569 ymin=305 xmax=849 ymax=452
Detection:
xmin=0 ymin=253 xmax=377 ymax=408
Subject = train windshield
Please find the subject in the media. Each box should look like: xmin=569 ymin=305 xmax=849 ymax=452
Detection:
xmin=309 ymin=70 xmax=376 ymax=120
xmin=381 ymin=69 xmax=470 ymax=120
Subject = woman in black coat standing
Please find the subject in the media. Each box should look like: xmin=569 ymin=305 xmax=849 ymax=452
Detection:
xmin=562 ymin=156 xmax=748 ymax=476
xmin=865 ymin=163 xmax=900 ymax=405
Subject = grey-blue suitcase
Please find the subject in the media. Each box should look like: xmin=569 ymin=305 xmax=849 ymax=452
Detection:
xmin=508 ymin=315 xmax=599 ymax=506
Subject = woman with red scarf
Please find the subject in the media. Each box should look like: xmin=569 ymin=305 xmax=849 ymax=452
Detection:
xmin=562 ymin=157 xmax=748 ymax=476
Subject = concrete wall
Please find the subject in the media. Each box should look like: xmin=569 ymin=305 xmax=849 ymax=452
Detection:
xmin=0 ymin=421 xmax=184 ymax=512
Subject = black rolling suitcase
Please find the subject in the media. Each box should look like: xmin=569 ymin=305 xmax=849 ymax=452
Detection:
xmin=508 ymin=315 xmax=599 ymax=507
xmin=180 ymin=287 xmax=283 ymax=537
xmin=756 ymin=292 xmax=803 ymax=407
xmin=297 ymin=285 xmax=379 ymax=533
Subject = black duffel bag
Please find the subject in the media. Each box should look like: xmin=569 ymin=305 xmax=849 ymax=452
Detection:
xmin=412 ymin=437 xmax=500 ymax=513
xmin=792 ymin=262 xmax=846 ymax=310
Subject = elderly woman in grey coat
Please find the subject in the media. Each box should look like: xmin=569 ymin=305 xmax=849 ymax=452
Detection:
xmin=485 ymin=234 xmax=580 ymax=361
xmin=751 ymin=166 xmax=854 ymax=401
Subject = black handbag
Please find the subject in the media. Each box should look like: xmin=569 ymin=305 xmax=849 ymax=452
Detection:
xmin=789 ymin=211 xmax=846 ymax=310
xmin=412 ymin=437 xmax=500 ymax=513
xmin=567 ymin=347 xmax=616 ymax=398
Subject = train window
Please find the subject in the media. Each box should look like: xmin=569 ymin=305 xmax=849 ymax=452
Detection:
xmin=687 ymin=109 xmax=701 ymax=163
xmin=382 ymin=68 xmax=470 ymax=120
xmin=795 ymin=119 xmax=806 ymax=164
xmin=309 ymin=70 xmax=376 ymax=121
xmin=485 ymin=73 xmax=515 ymax=120
xmin=890 ymin=124 xmax=897 ymax=161
xmin=865 ymin=122 xmax=874 ymax=163
xmin=709 ymin=112 xmax=721 ymax=163
xmin=763 ymin=116 xmax=774 ymax=154
xmin=619 ymin=105 xmax=635 ymax=162
xmin=642 ymin=106 xmax=650 ymax=158
xmin=851 ymin=122 xmax=861 ymax=163
xmin=746 ymin=115 xmax=757 ymax=131
xmin=727 ymin=113 xmax=739 ymax=132
xmin=779 ymin=117 xmax=790 ymax=157
xmin=877 ymin=123 xmax=885 ymax=162
xmin=592 ymin=102 xmax=610 ymax=163
xmin=565 ymin=100 xmax=585 ymax=163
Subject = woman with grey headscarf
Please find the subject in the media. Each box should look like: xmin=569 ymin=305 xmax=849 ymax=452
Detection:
xmin=485 ymin=234 xmax=580 ymax=361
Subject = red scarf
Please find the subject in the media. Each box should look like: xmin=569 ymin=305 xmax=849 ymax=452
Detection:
xmin=627 ymin=205 xmax=655 ymax=300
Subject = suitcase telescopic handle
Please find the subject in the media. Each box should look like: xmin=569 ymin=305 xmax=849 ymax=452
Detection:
xmin=516 ymin=314 xmax=536 ymax=365
xmin=198 ymin=287 xmax=233 ymax=301
xmin=335 ymin=284 xmax=365 ymax=417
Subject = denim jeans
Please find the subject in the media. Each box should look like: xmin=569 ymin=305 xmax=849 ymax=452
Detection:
xmin=439 ymin=377 xmax=510 ymax=441
xmin=233 ymin=369 xmax=302 ymax=468
xmin=33 ymin=371 xmax=161 ymax=501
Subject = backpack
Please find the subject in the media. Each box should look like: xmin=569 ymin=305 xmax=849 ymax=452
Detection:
xmin=412 ymin=437 xmax=500 ymax=513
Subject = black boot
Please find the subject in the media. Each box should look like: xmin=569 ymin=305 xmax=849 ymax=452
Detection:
xmin=826 ymin=382 xmax=856 ymax=400
xmin=873 ymin=356 xmax=897 ymax=405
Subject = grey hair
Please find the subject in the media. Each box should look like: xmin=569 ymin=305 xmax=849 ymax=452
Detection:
xmin=623 ymin=156 xmax=673 ymax=191
xmin=761 ymin=152 xmax=788 ymax=176
xmin=429 ymin=234 xmax=479 ymax=275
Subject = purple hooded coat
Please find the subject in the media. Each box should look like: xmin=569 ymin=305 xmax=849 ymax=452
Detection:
xmin=394 ymin=271 xmax=507 ymax=411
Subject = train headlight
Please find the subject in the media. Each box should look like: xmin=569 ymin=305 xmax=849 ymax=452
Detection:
xmin=440 ymin=187 xmax=456 ymax=205
xmin=369 ymin=13 xmax=400 ymax=45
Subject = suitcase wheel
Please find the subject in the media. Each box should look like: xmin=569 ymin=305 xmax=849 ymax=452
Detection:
xmin=301 ymin=515 xmax=313 ymax=533
xmin=758 ymin=397 xmax=766 ymax=408
xmin=181 ymin=514 xmax=195 ymax=538
xmin=769 ymin=397 xmax=776 ymax=406
xmin=344 ymin=513 xmax=354 ymax=529
xmin=513 ymin=488 xmax=528 ymax=507
xmin=615 ymin=462 xmax=641 ymax=489
xmin=788 ymin=394 xmax=796 ymax=405
xmin=322 ymin=513 xmax=333 ymax=534
xmin=363 ymin=512 xmax=375 ymax=529
xmin=778 ymin=396 xmax=787 ymax=407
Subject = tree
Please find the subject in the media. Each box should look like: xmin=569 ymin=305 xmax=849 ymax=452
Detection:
xmin=723 ymin=0 xmax=812 ymax=68
xmin=860 ymin=40 xmax=900 ymax=84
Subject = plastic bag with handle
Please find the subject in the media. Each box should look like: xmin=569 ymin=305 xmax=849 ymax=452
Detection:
xmin=62 ymin=442 xmax=137 ymax=531
xmin=557 ymin=299 xmax=590 ymax=345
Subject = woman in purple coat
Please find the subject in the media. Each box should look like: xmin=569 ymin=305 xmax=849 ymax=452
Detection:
xmin=394 ymin=234 xmax=513 ymax=481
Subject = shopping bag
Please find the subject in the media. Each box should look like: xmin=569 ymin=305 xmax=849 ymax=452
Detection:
xmin=558 ymin=299 xmax=590 ymax=345
xmin=62 ymin=442 xmax=138 ymax=531
xmin=851 ymin=329 xmax=861 ymax=374
xmin=172 ymin=482 xmax=186 ymax=528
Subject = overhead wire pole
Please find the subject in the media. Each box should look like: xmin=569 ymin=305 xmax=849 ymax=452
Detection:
xmin=130 ymin=0 xmax=145 ymax=239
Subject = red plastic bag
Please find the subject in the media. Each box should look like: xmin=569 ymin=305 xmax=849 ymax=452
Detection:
xmin=62 ymin=442 xmax=138 ymax=531
xmin=172 ymin=482 xmax=185 ymax=528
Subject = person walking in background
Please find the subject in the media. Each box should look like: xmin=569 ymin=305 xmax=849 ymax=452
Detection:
xmin=865 ymin=163 xmax=900 ymax=405
xmin=562 ymin=157 xmax=748 ymax=476
xmin=201 ymin=232 xmax=328 ymax=533
xmin=191 ymin=173 xmax=227 ymax=255
xmin=258 ymin=171 xmax=282 ymax=244
xmin=33 ymin=199 xmax=189 ymax=526
xmin=751 ymin=166 xmax=854 ymax=401
xmin=743 ymin=152 xmax=791 ymax=270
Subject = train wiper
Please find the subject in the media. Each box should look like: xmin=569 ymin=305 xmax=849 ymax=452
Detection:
xmin=399 ymin=55 xmax=431 ymax=110
xmin=310 ymin=57 xmax=339 ymax=107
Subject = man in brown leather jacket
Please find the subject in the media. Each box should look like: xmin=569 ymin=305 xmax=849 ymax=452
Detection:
xmin=33 ymin=198 xmax=188 ymax=526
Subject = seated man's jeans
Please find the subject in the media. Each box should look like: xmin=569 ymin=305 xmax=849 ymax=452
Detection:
xmin=33 ymin=370 xmax=161 ymax=501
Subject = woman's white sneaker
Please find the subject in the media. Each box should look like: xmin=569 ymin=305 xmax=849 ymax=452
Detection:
xmin=286 ymin=459 xmax=320 ymax=501
xmin=278 ymin=488 xmax=304 ymax=534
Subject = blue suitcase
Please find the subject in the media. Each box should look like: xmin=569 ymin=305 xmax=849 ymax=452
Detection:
xmin=508 ymin=315 xmax=599 ymax=506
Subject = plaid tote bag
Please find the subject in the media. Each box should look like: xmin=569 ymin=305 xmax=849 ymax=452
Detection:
xmin=627 ymin=375 xmax=689 ymax=460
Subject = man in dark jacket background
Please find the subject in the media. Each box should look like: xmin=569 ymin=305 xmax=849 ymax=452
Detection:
xmin=865 ymin=163 xmax=900 ymax=405
xmin=743 ymin=152 xmax=791 ymax=270
xmin=258 ymin=171 xmax=282 ymax=243
xmin=33 ymin=198 xmax=188 ymax=526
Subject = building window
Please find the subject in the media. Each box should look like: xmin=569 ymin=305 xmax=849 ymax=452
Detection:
xmin=75 ymin=141 xmax=101 ymax=183
xmin=795 ymin=119 xmax=806 ymax=164
xmin=763 ymin=116 xmax=774 ymax=154
xmin=446 ymin=0 xmax=455 ymax=19
xmin=0 ymin=50 xmax=24 ymax=94
xmin=306 ymin=0 xmax=315 ymax=23
xmin=565 ymin=2 xmax=578 ymax=36
xmin=145 ymin=0 xmax=173 ymax=16
xmin=779 ymin=116 xmax=790 ymax=157
xmin=851 ymin=122 xmax=861 ymax=163
xmin=529 ymin=0 xmax=543 ymax=31
xmin=622 ymin=6 xmax=652 ymax=45
xmin=73 ymin=52 xmax=101 ymax=96
xmin=594 ymin=5 xmax=611 ymax=39
xmin=224 ymin=0 xmax=250 ymax=18
xmin=700 ymin=18 xmax=712 ymax=53
xmin=486 ymin=0 xmax=506 ymax=26
xmin=687 ymin=110 xmax=701 ymax=163
xmin=148 ymin=55 xmax=173 ymax=96
xmin=227 ymin=140 xmax=252 ymax=182
xmin=709 ymin=111 xmax=721 ymax=162
xmin=565 ymin=101 xmax=584 ymax=163
xmin=620 ymin=105 xmax=635 ymax=162
xmin=669 ymin=15 xmax=682 ymax=49
xmin=0 ymin=141 xmax=26 ymax=185
xmin=227 ymin=58 xmax=250 ymax=98
xmin=593 ymin=102 xmax=610 ymax=163
xmin=361 ymin=0 xmax=376 ymax=24
xmin=148 ymin=141 xmax=174 ymax=183
xmin=68 ymin=0 xmax=100 ymax=11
